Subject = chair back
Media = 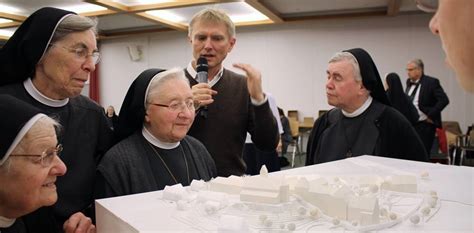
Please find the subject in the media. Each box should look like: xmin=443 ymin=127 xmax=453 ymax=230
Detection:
xmin=303 ymin=117 xmax=314 ymax=126
xmin=442 ymin=121 xmax=463 ymax=136
xmin=288 ymin=118 xmax=299 ymax=138
xmin=288 ymin=110 xmax=299 ymax=121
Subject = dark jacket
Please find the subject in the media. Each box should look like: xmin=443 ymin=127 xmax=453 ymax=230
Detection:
xmin=406 ymin=75 xmax=449 ymax=128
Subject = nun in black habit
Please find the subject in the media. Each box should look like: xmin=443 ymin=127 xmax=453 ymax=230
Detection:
xmin=0 ymin=7 xmax=113 ymax=231
xmin=306 ymin=48 xmax=428 ymax=165
xmin=385 ymin=72 xmax=420 ymax=125
xmin=95 ymin=68 xmax=216 ymax=198
xmin=0 ymin=95 xmax=76 ymax=233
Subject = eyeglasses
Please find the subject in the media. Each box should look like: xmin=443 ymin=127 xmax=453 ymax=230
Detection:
xmin=50 ymin=44 xmax=101 ymax=64
xmin=150 ymin=99 xmax=195 ymax=112
xmin=415 ymin=0 xmax=438 ymax=13
xmin=10 ymin=144 xmax=63 ymax=167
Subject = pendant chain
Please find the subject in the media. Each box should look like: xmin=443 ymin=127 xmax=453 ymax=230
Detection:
xmin=147 ymin=142 xmax=190 ymax=185
xmin=342 ymin=113 xmax=367 ymax=158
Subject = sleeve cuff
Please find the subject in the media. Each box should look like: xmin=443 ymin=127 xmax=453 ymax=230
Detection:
xmin=251 ymin=94 xmax=268 ymax=106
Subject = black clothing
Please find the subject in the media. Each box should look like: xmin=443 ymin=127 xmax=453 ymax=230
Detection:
xmin=243 ymin=143 xmax=280 ymax=175
xmin=406 ymin=74 xmax=449 ymax=154
xmin=115 ymin=68 xmax=165 ymax=142
xmin=0 ymin=95 xmax=42 ymax=161
xmin=0 ymin=83 xmax=114 ymax=230
xmin=280 ymin=115 xmax=292 ymax=155
xmin=96 ymin=133 xmax=216 ymax=198
xmin=386 ymin=73 xmax=419 ymax=125
xmin=105 ymin=114 xmax=118 ymax=130
xmin=405 ymin=74 xmax=449 ymax=128
xmin=344 ymin=48 xmax=391 ymax=106
xmin=185 ymin=69 xmax=279 ymax=177
xmin=306 ymin=100 xmax=428 ymax=165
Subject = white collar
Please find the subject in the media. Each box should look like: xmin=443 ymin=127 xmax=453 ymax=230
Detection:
xmin=186 ymin=62 xmax=224 ymax=87
xmin=23 ymin=78 xmax=69 ymax=107
xmin=0 ymin=215 xmax=16 ymax=228
xmin=342 ymin=96 xmax=373 ymax=118
xmin=142 ymin=127 xmax=180 ymax=149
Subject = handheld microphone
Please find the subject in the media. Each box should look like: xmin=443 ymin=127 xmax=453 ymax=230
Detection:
xmin=196 ymin=57 xmax=208 ymax=83
xmin=196 ymin=57 xmax=209 ymax=118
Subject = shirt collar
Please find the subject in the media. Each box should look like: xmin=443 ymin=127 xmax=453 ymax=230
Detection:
xmin=142 ymin=127 xmax=180 ymax=149
xmin=0 ymin=215 xmax=16 ymax=228
xmin=23 ymin=78 xmax=69 ymax=107
xmin=186 ymin=62 xmax=224 ymax=87
xmin=342 ymin=96 xmax=373 ymax=118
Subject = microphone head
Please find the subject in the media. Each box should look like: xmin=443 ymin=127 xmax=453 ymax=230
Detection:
xmin=196 ymin=57 xmax=208 ymax=73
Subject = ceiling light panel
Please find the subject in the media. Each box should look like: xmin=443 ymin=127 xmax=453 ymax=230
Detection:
xmin=144 ymin=2 xmax=269 ymax=26
xmin=112 ymin=0 xmax=172 ymax=6
xmin=0 ymin=18 xmax=13 ymax=24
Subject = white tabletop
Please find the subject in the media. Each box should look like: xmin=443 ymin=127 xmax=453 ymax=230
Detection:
xmin=95 ymin=156 xmax=474 ymax=232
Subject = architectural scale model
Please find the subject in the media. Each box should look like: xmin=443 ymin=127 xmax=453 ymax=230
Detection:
xmin=160 ymin=166 xmax=440 ymax=232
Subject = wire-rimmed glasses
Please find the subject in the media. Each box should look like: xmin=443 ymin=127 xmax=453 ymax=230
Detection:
xmin=10 ymin=144 xmax=63 ymax=167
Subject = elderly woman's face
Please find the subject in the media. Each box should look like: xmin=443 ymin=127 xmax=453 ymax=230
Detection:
xmin=145 ymin=79 xmax=195 ymax=143
xmin=36 ymin=29 xmax=97 ymax=99
xmin=0 ymin=124 xmax=66 ymax=218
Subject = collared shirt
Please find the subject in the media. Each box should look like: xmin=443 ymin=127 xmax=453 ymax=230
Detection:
xmin=186 ymin=62 xmax=268 ymax=106
xmin=342 ymin=96 xmax=373 ymax=118
xmin=23 ymin=78 xmax=69 ymax=107
xmin=142 ymin=127 xmax=180 ymax=149
xmin=407 ymin=80 xmax=428 ymax=121
xmin=0 ymin=215 xmax=15 ymax=228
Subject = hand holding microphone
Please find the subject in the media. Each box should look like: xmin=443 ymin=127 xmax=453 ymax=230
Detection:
xmin=192 ymin=57 xmax=217 ymax=116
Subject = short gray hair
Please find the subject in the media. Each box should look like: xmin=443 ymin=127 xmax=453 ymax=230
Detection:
xmin=50 ymin=14 xmax=98 ymax=43
xmin=329 ymin=52 xmax=362 ymax=82
xmin=408 ymin=58 xmax=424 ymax=72
xmin=0 ymin=116 xmax=60 ymax=173
xmin=188 ymin=8 xmax=235 ymax=38
xmin=145 ymin=68 xmax=190 ymax=110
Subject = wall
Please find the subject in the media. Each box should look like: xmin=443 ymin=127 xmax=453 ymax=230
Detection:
xmin=99 ymin=13 xmax=473 ymax=131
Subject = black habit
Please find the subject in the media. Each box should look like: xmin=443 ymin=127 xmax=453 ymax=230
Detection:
xmin=306 ymin=48 xmax=428 ymax=165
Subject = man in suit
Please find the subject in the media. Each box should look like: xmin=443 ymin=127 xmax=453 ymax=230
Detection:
xmin=406 ymin=58 xmax=449 ymax=155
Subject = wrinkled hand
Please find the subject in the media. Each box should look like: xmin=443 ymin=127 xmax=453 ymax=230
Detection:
xmin=63 ymin=212 xmax=95 ymax=233
xmin=277 ymin=139 xmax=282 ymax=153
xmin=192 ymin=83 xmax=217 ymax=108
xmin=233 ymin=63 xmax=264 ymax=102
xmin=426 ymin=118 xmax=434 ymax=124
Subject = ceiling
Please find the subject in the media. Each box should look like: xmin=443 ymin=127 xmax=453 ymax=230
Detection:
xmin=0 ymin=0 xmax=427 ymax=41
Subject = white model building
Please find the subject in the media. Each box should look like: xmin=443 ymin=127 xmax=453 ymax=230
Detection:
xmin=304 ymin=184 xmax=353 ymax=220
xmin=347 ymin=196 xmax=380 ymax=226
xmin=381 ymin=175 xmax=417 ymax=193
xmin=240 ymin=167 xmax=290 ymax=204
xmin=209 ymin=175 xmax=243 ymax=194
xmin=162 ymin=184 xmax=186 ymax=201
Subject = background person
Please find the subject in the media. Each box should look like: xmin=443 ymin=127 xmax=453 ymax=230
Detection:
xmin=385 ymin=72 xmax=419 ymax=125
xmin=306 ymin=48 xmax=427 ymax=165
xmin=405 ymin=58 xmax=449 ymax=155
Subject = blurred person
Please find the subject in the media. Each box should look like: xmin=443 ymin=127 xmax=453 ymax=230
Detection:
xmin=95 ymin=68 xmax=216 ymax=198
xmin=243 ymin=93 xmax=283 ymax=175
xmin=278 ymin=107 xmax=292 ymax=167
xmin=184 ymin=8 xmax=278 ymax=176
xmin=416 ymin=0 xmax=474 ymax=93
xmin=405 ymin=59 xmax=449 ymax=154
xmin=306 ymin=48 xmax=427 ymax=165
xmin=105 ymin=105 xmax=118 ymax=130
xmin=0 ymin=7 xmax=113 ymax=231
xmin=385 ymin=72 xmax=419 ymax=125
xmin=0 ymin=95 xmax=95 ymax=233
